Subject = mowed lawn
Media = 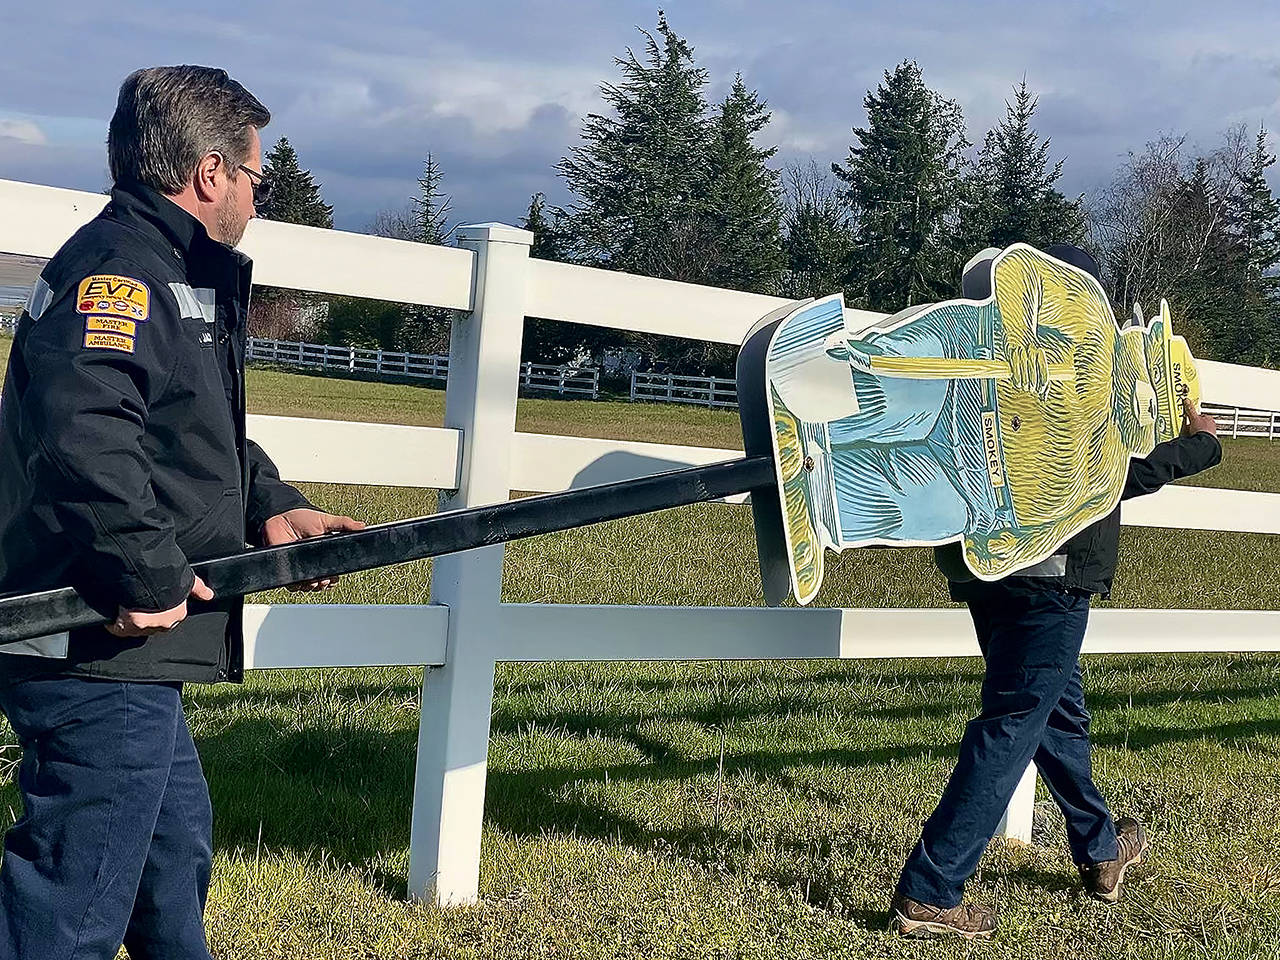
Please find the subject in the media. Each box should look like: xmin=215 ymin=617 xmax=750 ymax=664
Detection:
xmin=3 ymin=341 xmax=1280 ymax=957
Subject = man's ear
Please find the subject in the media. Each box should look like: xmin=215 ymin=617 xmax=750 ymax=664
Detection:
xmin=193 ymin=153 xmax=221 ymax=203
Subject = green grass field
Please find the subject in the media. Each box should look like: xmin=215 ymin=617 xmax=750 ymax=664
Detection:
xmin=4 ymin=340 xmax=1280 ymax=957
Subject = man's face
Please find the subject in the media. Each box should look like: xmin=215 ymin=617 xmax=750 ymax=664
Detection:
xmin=214 ymin=127 xmax=261 ymax=247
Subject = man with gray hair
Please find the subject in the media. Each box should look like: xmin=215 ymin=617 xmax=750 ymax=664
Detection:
xmin=0 ymin=66 xmax=362 ymax=957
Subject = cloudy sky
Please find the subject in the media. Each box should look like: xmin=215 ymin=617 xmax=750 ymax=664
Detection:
xmin=2 ymin=1 xmax=1279 ymax=232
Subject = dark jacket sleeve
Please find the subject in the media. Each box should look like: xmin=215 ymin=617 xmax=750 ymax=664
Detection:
xmin=1122 ymin=432 xmax=1223 ymax=500
xmin=244 ymin=439 xmax=315 ymax=546
xmin=21 ymin=261 xmax=194 ymax=612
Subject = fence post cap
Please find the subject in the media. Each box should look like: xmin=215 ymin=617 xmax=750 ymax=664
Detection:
xmin=456 ymin=222 xmax=533 ymax=247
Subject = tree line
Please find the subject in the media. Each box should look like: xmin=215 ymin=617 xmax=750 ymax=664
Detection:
xmin=254 ymin=11 xmax=1280 ymax=375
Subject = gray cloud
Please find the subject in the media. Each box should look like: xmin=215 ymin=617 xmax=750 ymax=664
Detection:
xmin=2 ymin=0 xmax=1278 ymax=231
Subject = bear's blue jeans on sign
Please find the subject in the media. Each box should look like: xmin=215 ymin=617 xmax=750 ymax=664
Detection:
xmin=896 ymin=578 xmax=1118 ymax=908
xmin=0 ymin=676 xmax=213 ymax=960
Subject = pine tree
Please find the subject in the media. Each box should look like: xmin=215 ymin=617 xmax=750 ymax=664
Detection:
xmin=961 ymin=80 xmax=1083 ymax=252
xmin=781 ymin=160 xmax=855 ymax=299
xmin=250 ymin=137 xmax=333 ymax=339
xmin=523 ymin=192 xmax=565 ymax=260
xmin=411 ymin=153 xmax=454 ymax=245
xmin=1227 ymin=127 xmax=1280 ymax=364
xmin=256 ymin=137 xmax=333 ymax=228
xmin=520 ymin=192 xmax=610 ymax=364
xmin=702 ymin=75 xmax=784 ymax=294
xmin=388 ymin=152 xmax=457 ymax=353
xmin=1235 ymin=127 xmax=1280 ymax=288
xmin=955 ymin=130 xmax=999 ymax=255
xmin=328 ymin=152 xmax=458 ymax=352
xmin=835 ymin=61 xmax=970 ymax=312
xmin=558 ymin=11 xmax=712 ymax=282
xmin=1089 ymin=129 xmax=1270 ymax=365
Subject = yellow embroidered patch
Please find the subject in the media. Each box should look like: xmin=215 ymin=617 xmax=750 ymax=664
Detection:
xmin=84 ymin=316 xmax=137 ymax=337
xmin=83 ymin=331 xmax=136 ymax=353
xmin=76 ymin=275 xmax=150 ymax=323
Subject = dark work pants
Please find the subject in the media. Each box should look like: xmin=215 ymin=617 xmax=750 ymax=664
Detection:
xmin=896 ymin=579 xmax=1118 ymax=908
xmin=0 ymin=676 xmax=213 ymax=959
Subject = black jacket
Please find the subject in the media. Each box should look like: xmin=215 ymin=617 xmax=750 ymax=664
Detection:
xmin=942 ymin=431 xmax=1223 ymax=599
xmin=0 ymin=179 xmax=311 ymax=683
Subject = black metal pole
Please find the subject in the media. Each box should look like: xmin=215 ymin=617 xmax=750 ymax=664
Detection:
xmin=0 ymin=455 xmax=776 ymax=645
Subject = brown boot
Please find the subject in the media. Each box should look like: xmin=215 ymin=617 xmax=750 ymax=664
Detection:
xmin=1079 ymin=816 xmax=1149 ymax=903
xmin=889 ymin=892 xmax=997 ymax=939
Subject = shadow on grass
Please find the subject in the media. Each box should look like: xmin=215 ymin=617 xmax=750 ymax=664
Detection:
xmin=164 ymin=656 xmax=1280 ymax=910
xmin=197 ymin=720 xmax=417 ymax=875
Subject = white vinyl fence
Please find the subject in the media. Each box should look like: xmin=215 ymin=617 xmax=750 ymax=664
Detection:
xmin=633 ymin=371 xmax=1280 ymax=434
xmin=1201 ymin=402 xmax=1280 ymax=439
xmin=630 ymin=370 xmax=739 ymax=407
xmin=247 ymin=336 xmax=600 ymax=398
xmin=5 ymin=182 xmax=1280 ymax=909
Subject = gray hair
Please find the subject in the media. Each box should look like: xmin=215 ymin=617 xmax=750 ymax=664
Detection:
xmin=108 ymin=65 xmax=270 ymax=195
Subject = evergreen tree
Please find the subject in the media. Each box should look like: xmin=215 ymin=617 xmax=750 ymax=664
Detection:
xmin=955 ymin=129 xmax=999 ymax=254
xmin=1234 ymin=127 xmax=1280 ymax=289
xmin=326 ymin=153 xmax=457 ymax=352
xmin=256 ymin=137 xmax=334 ymax=227
xmin=781 ymin=160 xmax=855 ymax=299
xmin=1090 ymin=129 xmax=1271 ymax=365
xmin=835 ymin=61 xmax=970 ymax=312
xmin=521 ymin=192 xmax=610 ymax=364
xmin=961 ymin=80 xmax=1083 ymax=252
xmin=1227 ymin=127 xmax=1280 ymax=364
xmin=524 ymin=192 xmax=565 ymax=260
xmin=393 ymin=152 xmax=457 ymax=353
xmin=702 ymin=75 xmax=784 ymax=294
xmin=411 ymin=153 xmax=454 ymax=245
xmin=250 ymin=137 xmax=333 ymax=339
xmin=558 ymin=11 xmax=712 ymax=282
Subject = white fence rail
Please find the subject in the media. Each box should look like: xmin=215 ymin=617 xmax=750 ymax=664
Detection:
xmin=631 ymin=373 xmax=1280 ymax=433
xmin=5 ymin=179 xmax=1280 ymax=909
xmin=246 ymin=336 xmax=599 ymax=397
xmin=1201 ymin=402 xmax=1280 ymax=439
xmin=630 ymin=370 xmax=739 ymax=407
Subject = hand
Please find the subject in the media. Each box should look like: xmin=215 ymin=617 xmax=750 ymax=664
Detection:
xmin=260 ymin=508 xmax=366 ymax=592
xmin=108 ymin=575 xmax=214 ymax=638
xmin=1005 ymin=341 xmax=1049 ymax=395
xmin=1181 ymin=397 xmax=1217 ymax=438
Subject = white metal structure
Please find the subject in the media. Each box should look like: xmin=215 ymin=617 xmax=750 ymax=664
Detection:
xmin=4 ymin=178 xmax=1280 ymax=906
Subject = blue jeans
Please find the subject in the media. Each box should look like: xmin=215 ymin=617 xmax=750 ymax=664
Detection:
xmin=0 ymin=676 xmax=213 ymax=959
xmin=896 ymin=579 xmax=1118 ymax=908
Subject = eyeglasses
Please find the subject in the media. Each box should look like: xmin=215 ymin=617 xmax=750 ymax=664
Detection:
xmin=208 ymin=151 xmax=272 ymax=206
xmin=237 ymin=164 xmax=273 ymax=207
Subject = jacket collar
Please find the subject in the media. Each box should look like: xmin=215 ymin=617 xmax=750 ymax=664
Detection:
xmin=108 ymin=178 xmax=252 ymax=276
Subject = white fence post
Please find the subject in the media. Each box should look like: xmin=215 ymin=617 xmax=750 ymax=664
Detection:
xmin=407 ymin=222 xmax=533 ymax=906
xmin=996 ymin=763 xmax=1037 ymax=844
